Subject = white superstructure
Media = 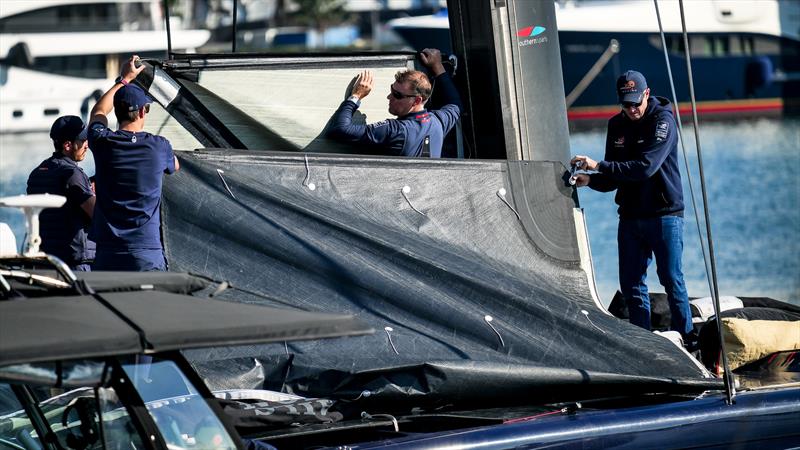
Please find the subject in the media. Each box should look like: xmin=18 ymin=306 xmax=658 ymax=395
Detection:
xmin=0 ymin=0 xmax=211 ymax=133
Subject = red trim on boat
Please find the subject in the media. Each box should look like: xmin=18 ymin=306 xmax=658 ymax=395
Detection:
xmin=568 ymin=98 xmax=784 ymax=121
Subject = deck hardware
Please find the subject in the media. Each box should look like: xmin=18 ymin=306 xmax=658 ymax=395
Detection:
xmin=484 ymin=315 xmax=505 ymax=348
xmin=216 ymin=169 xmax=236 ymax=199
xmin=496 ymin=188 xmax=520 ymax=221
xmin=361 ymin=412 xmax=399 ymax=432
xmin=384 ymin=326 xmax=399 ymax=355
xmin=581 ymin=310 xmax=605 ymax=334
xmin=303 ymin=154 xmax=316 ymax=191
xmin=569 ymin=160 xmax=583 ymax=185
xmin=352 ymin=390 xmax=372 ymax=400
xmin=401 ymin=186 xmax=426 ymax=216
xmin=209 ymin=281 xmax=229 ymax=297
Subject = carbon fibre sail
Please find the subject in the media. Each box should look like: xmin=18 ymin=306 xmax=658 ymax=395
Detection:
xmin=162 ymin=151 xmax=717 ymax=406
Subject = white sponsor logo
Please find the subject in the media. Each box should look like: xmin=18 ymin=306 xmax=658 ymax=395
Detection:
xmin=518 ymin=36 xmax=549 ymax=47
xmin=655 ymin=120 xmax=668 ymax=140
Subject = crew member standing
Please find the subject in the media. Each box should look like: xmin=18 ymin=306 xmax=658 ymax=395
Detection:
xmin=570 ymin=70 xmax=692 ymax=341
xmin=327 ymin=48 xmax=461 ymax=158
xmin=27 ymin=116 xmax=96 ymax=271
xmin=87 ymin=55 xmax=179 ymax=271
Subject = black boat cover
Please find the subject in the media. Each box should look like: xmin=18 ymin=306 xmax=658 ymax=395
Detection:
xmin=0 ymin=290 xmax=370 ymax=367
xmin=164 ymin=150 xmax=719 ymax=407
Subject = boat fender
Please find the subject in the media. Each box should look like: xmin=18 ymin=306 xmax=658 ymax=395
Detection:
xmin=744 ymin=56 xmax=773 ymax=95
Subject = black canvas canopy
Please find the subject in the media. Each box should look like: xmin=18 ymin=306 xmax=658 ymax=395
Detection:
xmin=163 ymin=150 xmax=720 ymax=406
xmin=0 ymin=289 xmax=371 ymax=367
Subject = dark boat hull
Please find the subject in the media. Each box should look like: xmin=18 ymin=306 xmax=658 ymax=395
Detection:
xmin=349 ymin=386 xmax=800 ymax=449
xmin=392 ymin=27 xmax=800 ymax=120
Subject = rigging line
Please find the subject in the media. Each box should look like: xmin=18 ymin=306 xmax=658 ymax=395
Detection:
xmin=232 ymin=0 xmax=238 ymax=53
xmin=678 ymin=0 xmax=735 ymax=405
xmin=163 ymin=0 xmax=172 ymax=58
xmin=653 ymin=0 xmax=713 ymax=297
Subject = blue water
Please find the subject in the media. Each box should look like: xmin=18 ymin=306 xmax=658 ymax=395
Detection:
xmin=571 ymin=117 xmax=800 ymax=306
xmin=1 ymin=118 xmax=798 ymax=306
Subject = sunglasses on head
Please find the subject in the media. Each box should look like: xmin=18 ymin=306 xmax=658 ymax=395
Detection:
xmin=390 ymin=87 xmax=418 ymax=100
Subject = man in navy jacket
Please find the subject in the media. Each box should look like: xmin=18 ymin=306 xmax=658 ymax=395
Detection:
xmin=571 ymin=70 xmax=692 ymax=341
xmin=327 ymin=48 xmax=461 ymax=158
xmin=27 ymin=116 xmax=96 ymax=270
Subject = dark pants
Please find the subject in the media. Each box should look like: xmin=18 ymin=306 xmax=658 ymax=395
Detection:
xmin=618 ymin=216 xmax=692 ymax=338
xmin=93 ymin=249 xmax=167 ymax=272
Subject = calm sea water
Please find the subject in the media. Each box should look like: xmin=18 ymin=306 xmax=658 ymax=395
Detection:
xmin=1 ymin=118 xmax=798 ymax=306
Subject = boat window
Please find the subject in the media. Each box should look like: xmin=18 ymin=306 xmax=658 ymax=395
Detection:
xmin=752 ymin=35 xmax=780 ymax=55
xmin=33 ymin=55 xmax=108 ymax=79
xmin=121 ymin=357 xmax=237 ymax=450
xmin=0 ymin=383 xmax=43 ymax=450
xmin=162 ymin=55 xmax=423 ymax=154
xmin=21 ymin=51 xmax=165 ymax=79
xmin=651 ymin=34 xmax=784 ymax=58
xmin=0 ymin=2 xmax=156 ymax=33
xmin=25 ymin=385 xmax=144 ymax=450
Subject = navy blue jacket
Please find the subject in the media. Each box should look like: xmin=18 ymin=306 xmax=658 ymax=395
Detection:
xmin=588 ymin=96 xmax=684 ymax=219
xmin=327 ymin=72 xmax=461 ymax=158
xmin=26 ymin=153 xmax=96 ymax=265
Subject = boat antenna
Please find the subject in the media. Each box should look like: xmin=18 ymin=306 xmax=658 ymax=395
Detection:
xmin=232 ymin=0 xmax=238 ymax=53
xmin=651 ymin=1 xmax=712 ymax=297
xmin=163 ymin=0 xmax=173 ymax=58
xmin=677 ymin=0 xmax=736 ymax=404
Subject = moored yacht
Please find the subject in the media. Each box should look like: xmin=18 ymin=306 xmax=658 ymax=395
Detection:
xmin=388 ymin=0 xmax=800 ymax=120
xmin=0 ymin=0 xmax=211 ymax=133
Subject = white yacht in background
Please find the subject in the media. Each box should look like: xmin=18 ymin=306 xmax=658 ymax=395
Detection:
xmin=389 ymin=0 xmax=800 ymax=120
xmin=0 ymin=0 xmax=211 ymax=133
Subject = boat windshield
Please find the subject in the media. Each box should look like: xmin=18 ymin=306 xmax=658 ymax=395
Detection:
xmin=122 ymin=356 xmax=237 ymax=450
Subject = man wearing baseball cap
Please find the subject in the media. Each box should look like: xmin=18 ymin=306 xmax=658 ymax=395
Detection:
xmin=569 ymin=70 xmax=693 ymax=344
xmin=26 ymin=115 xmax=96 ymax=270
xmin=87 ymin=55 xmax=180 ymax=271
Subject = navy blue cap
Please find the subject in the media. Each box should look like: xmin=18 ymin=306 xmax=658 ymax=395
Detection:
xmin=50 ymin=115 xmax=87 ymax=142
xmin=114 ymin=84 xmax=152 ymax=112
xmin=617 ymin=70 xmax=648 ymax=104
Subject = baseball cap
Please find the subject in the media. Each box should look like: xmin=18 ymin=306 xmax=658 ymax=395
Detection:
xmin=50 ymin=115 xmax=87 ymax=142
xmin=114 ymin=84 xmax=152 ymax=112
xmin=617 ymin=70 xmax=648 ymax=104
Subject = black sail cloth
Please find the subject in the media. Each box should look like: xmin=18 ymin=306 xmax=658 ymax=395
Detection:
xmin=163 ymin=150 xmax=718 ymax=409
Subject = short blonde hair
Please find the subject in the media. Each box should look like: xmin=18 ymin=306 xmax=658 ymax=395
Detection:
xmin=395 ymin=70 xmax=432 ymax=100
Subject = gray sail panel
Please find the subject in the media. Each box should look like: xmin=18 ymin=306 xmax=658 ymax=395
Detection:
xmin=162 ymin=151 xmax=710 ymax=404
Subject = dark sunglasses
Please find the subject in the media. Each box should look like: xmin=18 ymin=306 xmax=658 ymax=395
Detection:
xmin=390 ymin=87 xmax=418 ymax=100
xmin=621 ymin=100 xmax=642 ymax=109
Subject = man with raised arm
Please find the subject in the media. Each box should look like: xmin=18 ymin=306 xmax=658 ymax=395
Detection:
xmin=87 ymin=55 xmax=180 ymax=271
xmin=570 ymin=70 xmax=692 ymax=343
xmin=327 ymin=48 xmax=461 ymax=158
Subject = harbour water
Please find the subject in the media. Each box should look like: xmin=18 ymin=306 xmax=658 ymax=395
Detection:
xmin=1 ymin=117 xmax=798 ymax=306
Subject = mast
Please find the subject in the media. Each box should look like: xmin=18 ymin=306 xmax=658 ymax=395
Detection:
xmin=447 ymin=0 xmax=570 ymax=162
